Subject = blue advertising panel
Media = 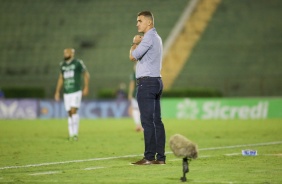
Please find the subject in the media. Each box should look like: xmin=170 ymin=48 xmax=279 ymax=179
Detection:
xmin=0 ymin=99 xmax=37 ymax=119
xmin=39 ymin=100 xmax=130 ymax=119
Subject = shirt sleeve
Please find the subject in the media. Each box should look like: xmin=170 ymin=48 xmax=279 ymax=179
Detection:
xmin=59 ymin=62 xmax=63 ymax=74
xmin=132 ymin=35 xmax=152 ymax=60
xmin=78 ymin=60 xmax=87 ymax=72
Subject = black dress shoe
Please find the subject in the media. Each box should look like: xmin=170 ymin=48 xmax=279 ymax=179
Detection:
xmin=132 ymin=158 xmax=153 ymax=165
xmin=152 ymin=160 xmax=166 ymax=165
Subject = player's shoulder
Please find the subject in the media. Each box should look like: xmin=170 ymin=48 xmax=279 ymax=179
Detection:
xmin=72 ymin=58 xmax=80 ymax=62
xmin=74 ymin=59 xmax=87 ymax=70
xmin=73 ymin=58 xmax=85 ymax=64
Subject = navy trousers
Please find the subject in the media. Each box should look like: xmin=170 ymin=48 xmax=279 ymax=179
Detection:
xmin=136 ymin=77 xmax=166 ymax=161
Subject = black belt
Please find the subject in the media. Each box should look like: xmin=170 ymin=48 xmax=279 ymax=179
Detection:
xmin=137 ymin=76 xmax=150 ymax=80
xmin=136 ymin=76 xmax=161 ymax=83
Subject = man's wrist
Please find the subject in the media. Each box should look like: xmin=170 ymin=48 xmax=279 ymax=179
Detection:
xmin=131 ymin=43 xmax=138 ymax=46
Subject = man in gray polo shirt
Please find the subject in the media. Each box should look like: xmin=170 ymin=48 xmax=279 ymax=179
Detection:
xmin=129 ymin=11 xmax=166 ymax=165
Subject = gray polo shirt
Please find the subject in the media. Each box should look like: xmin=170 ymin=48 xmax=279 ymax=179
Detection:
xmin=132 ymin=28 xmax=163 ymax=79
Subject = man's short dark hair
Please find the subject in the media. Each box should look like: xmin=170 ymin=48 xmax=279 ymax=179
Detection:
xmin=138 ymin=11 xmax=154 ymax=23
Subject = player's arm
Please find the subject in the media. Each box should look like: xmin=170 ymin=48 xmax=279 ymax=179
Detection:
xmin=129 ymin=44 xmax=138 ymax=62
xmin=54 ymin=73 xmax=63 ymax=101
xmin=82 ymin=71 xmax=90 ymax=96
xmin=129 ymin=35 xmax=143 ymax=62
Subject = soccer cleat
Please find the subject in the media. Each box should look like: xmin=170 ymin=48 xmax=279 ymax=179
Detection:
xmin=73 ymin=135 xmax=78 ymax=141
xmin=68 ymin=135 xmax=78 ymax=141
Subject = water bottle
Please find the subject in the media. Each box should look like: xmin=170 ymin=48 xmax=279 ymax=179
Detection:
xmin=242 ymin=150 xmax=257 ymax=156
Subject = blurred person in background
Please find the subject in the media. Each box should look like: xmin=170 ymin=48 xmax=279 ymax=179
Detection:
xmin=115 ymin=82 xmax=127 ymax=100
xmin=129 ymin=11 xmax=166 ymax=165
xmin=128 ymin=63 xmax=143 ymax=132
xmin=0 ymin=88 xmax=4 ymax=98
xmin=54 ymin=48 xmax=90 ymax=141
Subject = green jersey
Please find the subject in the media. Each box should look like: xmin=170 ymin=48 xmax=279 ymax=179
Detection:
xmin=60 ymin=59 xmax=87 ymax=94
xmin=130 ymin=71 xmax=137 ymax=97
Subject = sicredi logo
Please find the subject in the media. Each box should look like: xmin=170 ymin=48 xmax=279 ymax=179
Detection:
xmin=177 ymin=99 xmax=269 ymax=120
xmin=202 ymin=101 xmax=268 ymax=119
xmin=177 ymin=99 xmax=199 ymax=119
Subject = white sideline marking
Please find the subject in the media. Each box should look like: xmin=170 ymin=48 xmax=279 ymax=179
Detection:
xmin=194 ymin=181 xmax=234 ymax=184
xmin=198 ymin=141 xmax=282 ymax=151
xmin=83 ymin=166 xmax=105 ymax=170
xmin=194 ymin=181 xmax=257 ymax=184
xmin=194 ymin=181 xmax=226 ymax=184
xmin=1 ymin=141 xmax=281 ymax=170
xmin=264 ymin=153 xmax=282 ymax=156
xmin=29 ymin=171 xmax=60 ymax=176
xmin=169 ymin=155 xmax=212 ymax=162
xmin=170 ymin=155 xmax=212 ymax=162
xmin=168 ymin=158 xmax=178 ymax=161
xmin=225 ymin=153 xmax=241 ymax=156
xmin=169 ymin=153 xmax=282 ymax=161
xmin=0 ymin=154 xmax=141 ymax=170
xmin=198 ymin=155 xmax=212 ymax=158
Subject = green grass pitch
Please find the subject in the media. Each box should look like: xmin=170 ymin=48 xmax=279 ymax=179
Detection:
xmin=0 ymin=118 xmax=282 ymax=184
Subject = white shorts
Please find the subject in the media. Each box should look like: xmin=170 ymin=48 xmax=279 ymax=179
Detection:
xmin=63 ymin=91 xmax=82 ymax=111
xmin=131 ymin=98 xmax=139 ymax=110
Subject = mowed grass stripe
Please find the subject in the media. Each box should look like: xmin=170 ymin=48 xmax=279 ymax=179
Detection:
xmin=25 ymin=153 xmax=280 ymax=179
xmin=83 ymin=166 xmax=105 ymax=170
xmin=1 ymin=140 xmax=281 ymax=170
xmin=29 ymin=171 xmax=61 ymax=176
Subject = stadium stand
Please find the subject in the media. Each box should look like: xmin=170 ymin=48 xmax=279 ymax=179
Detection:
xmin=173 ymin=0 xmax=282 ymax=96
xmin=1 ymin=0 xmax=281 ymax=98
xmin=0 ymin=0 xmax=189 ymax=98
xmin=162 ymin=0 xmax=221 ymax=90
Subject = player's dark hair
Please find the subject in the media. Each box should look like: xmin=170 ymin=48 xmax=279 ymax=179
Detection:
xmin=137 ymin=11 xmax=154 ymax=23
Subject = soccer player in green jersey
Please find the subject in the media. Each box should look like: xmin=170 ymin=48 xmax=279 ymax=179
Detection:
xmin=54 ymin=48 xmax=90 ymax=141
xmin=128 ymin=63 xmax=143 ymax=132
